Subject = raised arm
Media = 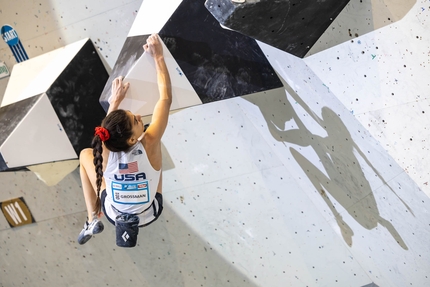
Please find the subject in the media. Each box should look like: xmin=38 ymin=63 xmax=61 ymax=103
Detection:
xmin=143 ymin=34 xmax=172 ymax=143
xmin=107 ymin=76 xmax=130 ymax=115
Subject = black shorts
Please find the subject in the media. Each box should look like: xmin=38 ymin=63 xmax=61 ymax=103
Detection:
xmin=101 ymin=190 xmax=163 ymax=228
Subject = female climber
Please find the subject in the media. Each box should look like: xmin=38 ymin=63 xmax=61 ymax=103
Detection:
xmin=77 ymin=33 xmax=172 ymax=245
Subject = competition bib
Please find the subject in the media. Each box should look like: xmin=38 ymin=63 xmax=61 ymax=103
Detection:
xmin=111 ymin=181 xmax=150 ymax=205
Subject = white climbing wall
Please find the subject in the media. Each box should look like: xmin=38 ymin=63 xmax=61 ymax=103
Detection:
xmin=0 ymin=0 xmax=429 ymax=286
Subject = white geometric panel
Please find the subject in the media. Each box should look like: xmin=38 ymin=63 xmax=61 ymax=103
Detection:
xmin=2 ymin=38 xmax=89 ymax=107
xmin=115 ymin=37 xmax=202 ymax=116
xmin=1 ymin=93 xmax=77 ymax=168
xmin=128 ymin=0 xmax=182 ymax=37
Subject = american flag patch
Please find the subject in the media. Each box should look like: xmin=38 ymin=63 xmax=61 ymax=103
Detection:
xmin=118 ymin=161 xmax=138 ymax=174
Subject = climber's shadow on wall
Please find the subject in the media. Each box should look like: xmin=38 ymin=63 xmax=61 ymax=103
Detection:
xmin=243 ymin=84 xmax=412 ymax=250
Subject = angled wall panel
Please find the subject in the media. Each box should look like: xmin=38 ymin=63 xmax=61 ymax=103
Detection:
xmin=0 ymin=95 xmax=42 ymax=171
xmin=45 ymin=39 xmax=108 ymax=154
xmin=100 ymin=0 xmax=282 ymax=113
xmin=121 ymin=50 xmax=202 ymax=116
xmin=0 ymin=38 xmax=109 ymax=171
xmin=2 ymin=38 xmax=90 ymax=107
xmin=0 ymin=93 xmax=77 ymax=169
xmin=205 ymin=0 xmax=351 ymax=58
xmin=99 ymin=35 xmax=148 ymax=112
xmin=102 ymin=37 xmax=202 ymax=116
xmin=159 ymin=0 xmax=283 ymax=103
xmin=128 ymin=0 xmax=182 ymax=37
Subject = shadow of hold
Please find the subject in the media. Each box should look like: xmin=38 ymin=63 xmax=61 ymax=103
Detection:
xmin=26 ymin=159 xmax=80 ymax=186
xmin=307 ymin=0 xmax=416 ymax=56
xmin=242 ymin=79 xmax=411 ymax=250
xmin=161 ymin=140 xmax=175 ymax=171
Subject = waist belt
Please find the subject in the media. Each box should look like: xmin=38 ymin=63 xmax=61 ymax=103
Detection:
xmin=111 ymin=199 xmax=155 ymax=216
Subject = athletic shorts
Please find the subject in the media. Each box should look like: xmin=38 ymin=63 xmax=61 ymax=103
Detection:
xmin=101 ymin=190 xmax=163 ymax=228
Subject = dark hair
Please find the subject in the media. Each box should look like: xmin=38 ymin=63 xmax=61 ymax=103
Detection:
xmin=92 ymin=109 xmax=133 ymax=214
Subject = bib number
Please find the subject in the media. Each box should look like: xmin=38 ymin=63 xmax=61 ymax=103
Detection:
xmin=111 ymin=181 xmax=150 ymax=205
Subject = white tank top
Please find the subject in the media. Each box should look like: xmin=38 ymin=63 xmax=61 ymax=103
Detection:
xmin=104 ymin=142 xmax=161 ymax=214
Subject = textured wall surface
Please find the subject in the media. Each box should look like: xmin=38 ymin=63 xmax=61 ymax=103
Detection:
xmin=0 ymin=0 xmax=429 ymax=286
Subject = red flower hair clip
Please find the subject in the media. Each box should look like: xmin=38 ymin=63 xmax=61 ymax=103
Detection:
xmin=95 ymin=127 xmax=110 ymax=142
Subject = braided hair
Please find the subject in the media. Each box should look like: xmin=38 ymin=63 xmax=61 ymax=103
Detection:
xmin=92 ymin=109 xmax=133 ymax=215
